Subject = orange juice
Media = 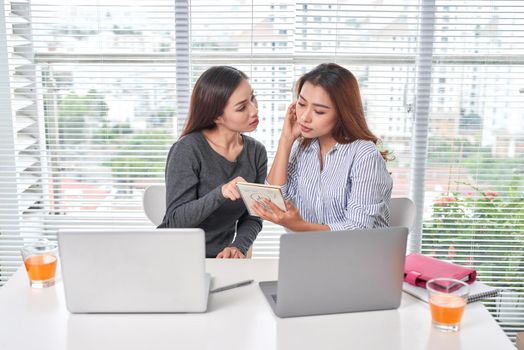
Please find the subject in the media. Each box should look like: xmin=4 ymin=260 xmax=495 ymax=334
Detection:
xmin=24 ymin=254 xmax=57 ymax=281
xmin=429 ymin=293 xmax=466 ymax=325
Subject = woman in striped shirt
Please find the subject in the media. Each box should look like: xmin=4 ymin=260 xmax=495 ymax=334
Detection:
xmin=252 ymin=63 xmax=393 ymax=232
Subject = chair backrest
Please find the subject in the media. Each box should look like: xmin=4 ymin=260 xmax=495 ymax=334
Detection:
xmin=389 ymin=197 xmax=416 ymax=230
xmin=143 ymin=184 xmax=167 ymax=226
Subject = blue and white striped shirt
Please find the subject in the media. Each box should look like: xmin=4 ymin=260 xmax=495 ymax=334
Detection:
xmin=279 ymin=139 xmax=393 ymax=231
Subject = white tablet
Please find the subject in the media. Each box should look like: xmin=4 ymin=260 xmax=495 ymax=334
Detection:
xmin=236 ymin=182 xmax=287 ymax=217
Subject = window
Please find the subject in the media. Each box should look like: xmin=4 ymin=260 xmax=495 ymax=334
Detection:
xmin=0 ymin=0 xmax=522 ymax=342
xmin=424 ymin=2 xmax=524 ymax=342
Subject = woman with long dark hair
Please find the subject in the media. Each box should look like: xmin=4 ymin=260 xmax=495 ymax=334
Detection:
xmin=159 ymin=66 xmax=267 ymax=258
xmin=252 ymin=63 xmax=392 ymax=232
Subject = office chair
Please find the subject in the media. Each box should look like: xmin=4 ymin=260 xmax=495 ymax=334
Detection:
xmin=142 ymin=184 xmax=253 ymax=258
xmin=143 ymin=184 xmax=166 ymax=227
xmin=389 ymin=197 xmax=416 ymax=231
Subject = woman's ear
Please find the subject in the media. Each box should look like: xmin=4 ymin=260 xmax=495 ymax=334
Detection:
xmin=214 ymin=115 xmax=224 ymax=126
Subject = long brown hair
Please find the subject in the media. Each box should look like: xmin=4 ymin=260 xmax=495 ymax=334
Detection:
xmin=296 ymin=63 xmax=390 ymax=160
xmin=181 ymin=66 xmax=248 ymax=137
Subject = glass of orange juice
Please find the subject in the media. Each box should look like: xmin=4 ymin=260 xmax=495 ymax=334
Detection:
xmin=20 ymin=239 xmax=58 ymax=288
xmin=427 ymin=278 xmax=469 ymax=332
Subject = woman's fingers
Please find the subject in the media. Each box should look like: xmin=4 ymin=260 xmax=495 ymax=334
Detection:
xmin=286 ymin=104 xmax=296 ymax=123
xmin=222 ymin=176 xmax=246 ymax=200
xmin=231 ymin=188 xmax=241 ymax=199
xmin=218 ymin=247 xmax=247 ymax=259
xmin=264 ymin=199 xmax=285 ymax=214
xmin=222 ymin=248 xmax=232 ymax=259
xmin=252 ymin=202 xmax=270 ymax=220
xmin=284 ymin=200 xmax=296 ymax=211
xmin=287 ymin=102 xmax=296 ymax=114
xmin=233 ymin=176 xmax=247 ymax=183
xmin=254 ymin=201 xmax=283 ymax=225
xmin=222 ymin=185 xmax=240 ymax=200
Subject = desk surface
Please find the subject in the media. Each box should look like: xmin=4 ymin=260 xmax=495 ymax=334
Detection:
xmin=0 ymin=259 xmax=513 ymax=350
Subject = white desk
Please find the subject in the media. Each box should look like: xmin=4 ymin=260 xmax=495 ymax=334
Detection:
xmin=0 ymin=259 xmax=513 ymax=350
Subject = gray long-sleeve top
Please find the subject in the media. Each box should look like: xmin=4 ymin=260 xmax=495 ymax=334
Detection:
xmin=158 ymin=131 xmax=268 ymax=258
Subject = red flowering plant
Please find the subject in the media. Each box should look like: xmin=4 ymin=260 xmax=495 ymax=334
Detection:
xmin=422 ymin=180 xmax=524 ymax=288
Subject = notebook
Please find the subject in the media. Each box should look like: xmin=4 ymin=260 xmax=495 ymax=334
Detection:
xmin=402 ymin=281 xmax=499 ymax=304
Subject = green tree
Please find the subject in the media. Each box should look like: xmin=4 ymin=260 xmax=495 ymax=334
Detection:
xmin=422 ymin=177 xmax=524 ymax=290
xmin=57 ymin=90 xmax=108 ymax=145
xmin=92 ymin=123 xmax=133 ymax=143
xmin=149 ymin=107 xmax=174 ymax=128
xmin=105 ymin=130 xmax=173 ymax=180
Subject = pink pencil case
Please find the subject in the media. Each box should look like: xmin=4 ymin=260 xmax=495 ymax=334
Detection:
xmin=404 ymin=253 xmax=476 ymax=290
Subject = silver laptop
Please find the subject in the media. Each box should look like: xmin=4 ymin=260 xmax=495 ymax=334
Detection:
xmin=259 ymin=227 xmax=408 ymax=318
xmin=58 ymin=228 xmax=211 ymax=313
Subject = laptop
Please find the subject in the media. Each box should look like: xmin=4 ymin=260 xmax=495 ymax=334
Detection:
xmin=259 ymin=227 xmax=408 ymax=318
xmin=58 ymin=228 xmax=211 ymax=313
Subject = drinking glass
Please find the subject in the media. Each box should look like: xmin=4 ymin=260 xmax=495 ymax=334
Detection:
xmin=20 ymin=239 xmax=58 ymax=288
xmin=427 ymin=278 xmax=469 ymax=332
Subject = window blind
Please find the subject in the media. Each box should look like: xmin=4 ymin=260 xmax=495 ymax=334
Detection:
xmin=0 ymin=0 xmax=180 ymax=284
xmin=189 ymin=1 xmax=420 ymax=256
xmin=0 ymin=0 xmax=522 ymax=342
xmin=419 ymin=0 xmax=524 ymax=342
